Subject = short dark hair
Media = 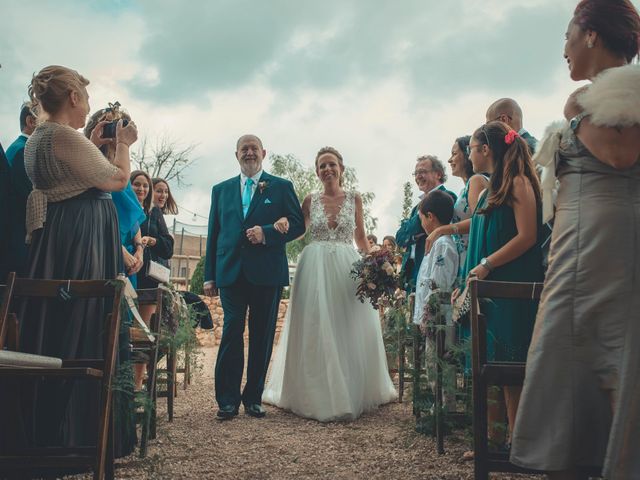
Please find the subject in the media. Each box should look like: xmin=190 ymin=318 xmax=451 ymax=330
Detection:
xmin=574 ymin=0 xmax=640 ymax=62
xmin=367 ymin=234 xmax=378 ymax=244
xmin=418 ymin=190 xmax=454 ymax=225
xmin=19 ymin=102 xmax=35 ymax=131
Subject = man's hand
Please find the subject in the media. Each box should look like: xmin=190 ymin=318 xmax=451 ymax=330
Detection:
xmin=204 ymin=282 xmax=218 ymax=297
xmin=246 ymin=226 xmax=265 ymax=244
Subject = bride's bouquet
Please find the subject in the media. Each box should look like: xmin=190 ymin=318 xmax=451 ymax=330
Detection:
xmin=350 ymin=249 xmax=401 ymax=310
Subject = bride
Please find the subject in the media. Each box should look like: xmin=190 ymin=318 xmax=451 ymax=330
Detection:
xmin=263 ymin=146 xmax=397 ymax=422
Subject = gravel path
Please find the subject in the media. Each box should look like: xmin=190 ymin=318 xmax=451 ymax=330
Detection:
xmin=70 ymin=342 xmax=538 ymax=479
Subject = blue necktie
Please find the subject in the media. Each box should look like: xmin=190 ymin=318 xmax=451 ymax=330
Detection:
xmin=242 ymin=178 xmax=255 ymax=217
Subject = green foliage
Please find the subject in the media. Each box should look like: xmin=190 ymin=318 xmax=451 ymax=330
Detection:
xmin=401 ymin=181 xmax=413 ymax=220
xmin=157 ymin=286 xmax=203 ymax=380
xmin=190 ymin=257 xmax=205 ymax=295
xmin=269 ymin=153 xmax=378 ymax=262
xmin=382 ymin=297 xmax=473 ymax=443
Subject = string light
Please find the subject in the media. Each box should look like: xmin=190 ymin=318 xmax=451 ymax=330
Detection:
xmin=176 ymin=204 xmax=208 ymax=221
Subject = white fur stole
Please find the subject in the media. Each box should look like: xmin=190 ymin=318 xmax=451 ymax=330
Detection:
xmin=535 ymin=64 xmax=640 ymax=223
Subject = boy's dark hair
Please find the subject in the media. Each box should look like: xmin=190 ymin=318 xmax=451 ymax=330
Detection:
xmin=418 ymin=190 xmax=454 ymax=225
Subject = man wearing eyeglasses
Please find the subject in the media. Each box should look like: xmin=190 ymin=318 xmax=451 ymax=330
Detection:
xmin=5 ymin=102 xmax=36 ymax=276
xmin=486 ymin=98 xmax=538 ymax=154
xmin=396 ymin=155 xmax=457 ymax=291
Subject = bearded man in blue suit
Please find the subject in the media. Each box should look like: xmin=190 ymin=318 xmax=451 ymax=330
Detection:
xmin=204 ymin=134 xmax=304 ymax=420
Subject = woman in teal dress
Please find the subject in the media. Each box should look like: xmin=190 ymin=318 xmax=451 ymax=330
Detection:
xmin=460 ymin=121 xmax=544 ymax=443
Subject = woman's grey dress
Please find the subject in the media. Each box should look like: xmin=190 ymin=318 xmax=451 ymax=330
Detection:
xmin=510 ymin=126 xmax=640 ymax=478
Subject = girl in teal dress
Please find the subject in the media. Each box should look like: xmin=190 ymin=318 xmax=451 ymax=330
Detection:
xmin=456 ymin=121 xmax=544 ymax=444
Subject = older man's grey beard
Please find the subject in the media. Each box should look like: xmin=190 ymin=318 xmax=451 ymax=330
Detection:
xmin=240 ymin=158 xmax=261 ymax=177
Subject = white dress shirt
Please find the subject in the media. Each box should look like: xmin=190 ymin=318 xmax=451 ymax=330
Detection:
xmin=413 ymin=235 xmax=459 ymax=326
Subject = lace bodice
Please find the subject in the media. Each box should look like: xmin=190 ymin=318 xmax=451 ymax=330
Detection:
xmin=308 ymin=191 xmax=356 ymax=244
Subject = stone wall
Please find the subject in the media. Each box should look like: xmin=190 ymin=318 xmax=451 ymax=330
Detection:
xmin=195 ymin=296 xmax=289 ymax=347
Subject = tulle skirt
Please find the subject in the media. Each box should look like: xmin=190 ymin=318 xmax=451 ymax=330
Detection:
xmin=263 ymin=241 xmax=397 ymax=422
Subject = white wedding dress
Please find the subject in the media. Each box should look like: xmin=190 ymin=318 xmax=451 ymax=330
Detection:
xmin=263 ymin=191 xmax=397 ymax=421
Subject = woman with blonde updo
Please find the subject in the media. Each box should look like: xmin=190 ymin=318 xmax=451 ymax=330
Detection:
xmin=263 ymin=146 xmax=397 ymax=422
xmin=13 ymin=65 xmax=138 ymax=457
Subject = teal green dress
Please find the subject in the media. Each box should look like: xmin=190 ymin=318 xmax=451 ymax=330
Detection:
xmin=462 ymin=191 xmax=543 ymax=362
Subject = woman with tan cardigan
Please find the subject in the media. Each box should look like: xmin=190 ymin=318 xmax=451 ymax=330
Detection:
xmin=18 ymin=65 xmax=138 ymax=457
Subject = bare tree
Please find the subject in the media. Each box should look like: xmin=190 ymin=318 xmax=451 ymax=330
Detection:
xmin=131 ymin=135 xmax=197 ymax=187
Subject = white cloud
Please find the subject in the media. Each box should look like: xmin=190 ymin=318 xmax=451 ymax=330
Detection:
xmin=2 ymin=0 xmax=635 ymax=247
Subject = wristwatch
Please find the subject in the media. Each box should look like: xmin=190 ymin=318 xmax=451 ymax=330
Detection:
xmin=480 ymin=257 xmax=493 ymax=272
xmin=569 ymin=112 xmax=589 ymax=132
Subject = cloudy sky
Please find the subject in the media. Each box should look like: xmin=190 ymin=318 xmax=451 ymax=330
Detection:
xmin=3 ymin=0 xmax=637 ymax=238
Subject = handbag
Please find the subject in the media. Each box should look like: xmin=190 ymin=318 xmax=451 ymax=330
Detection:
xmin=148 ymin=260 xmax=170 ymax=284
xmin=452 ymin=273 xmax=477 ymax=324
xmin=147 ymin=214 xmax=171 ymax=283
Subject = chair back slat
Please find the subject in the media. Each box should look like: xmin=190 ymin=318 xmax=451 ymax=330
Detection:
xmin=475 ymin=280 xmax=543 ymax=300
xmin=12 ymin=279 xmax=117 ymax=298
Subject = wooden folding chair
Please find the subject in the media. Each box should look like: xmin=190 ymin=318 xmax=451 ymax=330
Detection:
xmin=470 ymin=278 xmax=603 ymax=479
xmin=131 ymin=287 xmax=163 ymax=457
xmin=469 ymin=278 xmax=544 ymax=479
xmin=0 ymin=272 xmax=125 ymax=480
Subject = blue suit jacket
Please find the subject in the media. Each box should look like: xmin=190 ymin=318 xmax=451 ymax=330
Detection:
xmin=204 ymin=171 xmax=304 ymax=288
xmin=396 ymin=184 xmax=457 ymax=290
xmin=5 ymin=135 xmax=32 ymax=275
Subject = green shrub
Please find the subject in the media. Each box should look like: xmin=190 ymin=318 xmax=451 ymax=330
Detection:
xmin=190 ymin=257 xmax=205 ymax=295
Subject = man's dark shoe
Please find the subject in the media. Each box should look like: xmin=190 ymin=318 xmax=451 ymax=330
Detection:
xmin=216 ymin=405 xmax=238 ymax=420
xmin=244 ymin=403 xmax=266 ymax=418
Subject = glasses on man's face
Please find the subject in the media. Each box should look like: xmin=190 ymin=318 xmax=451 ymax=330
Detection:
xmin=412 ymin=169 xmax=433 ymax=177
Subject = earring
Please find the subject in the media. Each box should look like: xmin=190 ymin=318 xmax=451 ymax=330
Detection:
xmin=587 ymin=40 xmax=594 ymax=48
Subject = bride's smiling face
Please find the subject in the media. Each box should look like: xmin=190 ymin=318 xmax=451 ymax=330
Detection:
xmin=316 ymin=153 xmax=344 ymax=184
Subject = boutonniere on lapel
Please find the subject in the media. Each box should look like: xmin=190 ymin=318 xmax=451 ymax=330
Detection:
xmin=258 ymin=180 xmax=269 ymax=194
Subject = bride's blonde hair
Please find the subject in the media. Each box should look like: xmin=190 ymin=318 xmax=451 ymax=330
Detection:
xmin=315 ymin=146 xmax=345 ymax=186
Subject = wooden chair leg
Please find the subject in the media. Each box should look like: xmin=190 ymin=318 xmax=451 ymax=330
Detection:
xmin=473 ymin=312 xmax=489 ymax=480
xmin=412 ymin=329 xmax=422 ymax=418
xmin=140 ymin=345 xmax=158 ymax=457
xmin=184 ymin=348 xmax=191 ymax=389
xmin=151 ymin=373 xmax=158 ymax=439
xmin=167 ymin=349 xmax=176 ymax=422
xmin=398 ymin=340 xmax=405 ymax=403
xmin=435 ymin=325 xmax=445 ymax=455
xmin=103 ymin=415 xmax=115 ymax=480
